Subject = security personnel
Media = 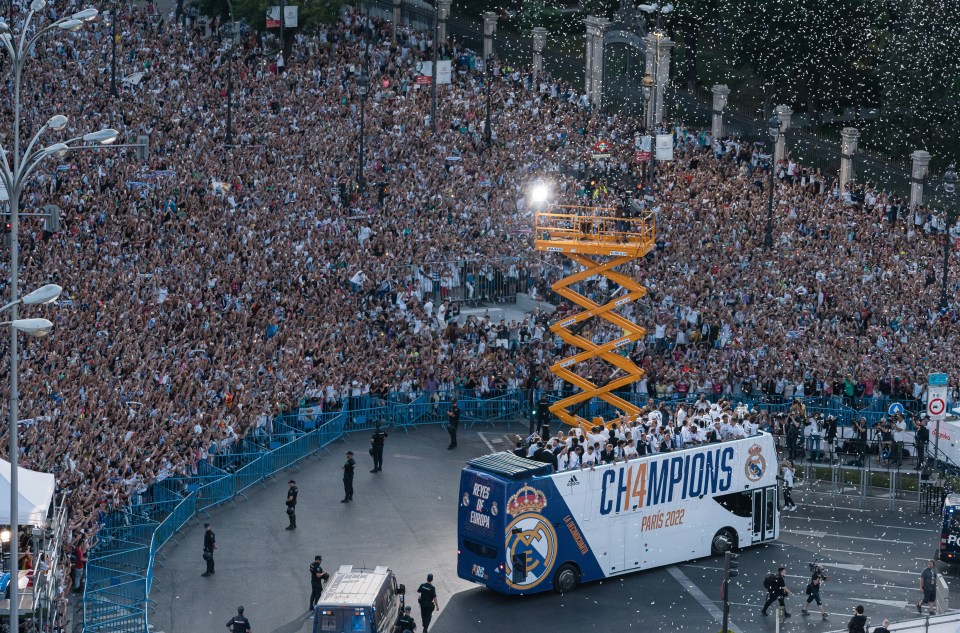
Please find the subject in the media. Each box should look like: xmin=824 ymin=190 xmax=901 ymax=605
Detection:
xmin=308 ymin=555 xmax=330 ymax=611
xmin=416 ymin=573 xmax=439 ymax=633
xmin=225 ymin=605 xmax=252 ymax=633
xmin=370 ymin=423 xmax=388 ymax=473
xmin=285 ymin=480 xmax=298 ymax=530
xmin=916 ymin=417 xmax=930 ymax=471
xmin=446 ymin=401 xmax=460 ymax=450
xmin=341 ymin=451 xmax=355 ymax=502
xmin=396 ymin=605 xmax=417 ymax=632
xmin=202 ymin=523 xmax=216 ymax=577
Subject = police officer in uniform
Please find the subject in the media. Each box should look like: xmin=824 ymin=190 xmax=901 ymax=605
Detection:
xmin=370 ymin=423 xmax=388 ymax=473
xmin=202 ymin=523 xmax=216 ymax=577
xmin=416 ymin=573 xmax=439 ymax=633
xmin=395 ymin=605 xmax=417 ymax=632
xmin=225 ymin=605 xmax=252 ymax=633
xmin=341 ymin=451 xmax=355 ymax=502
xmin=309 ymin=555 xmax=330 ymax=611
xmin=285 ymin=480 xmax=298 ymax=530
xmin=446 ymin=401 xmax=460 ymax=450
xmin=916 ymin=416 xmax=930 ymax=471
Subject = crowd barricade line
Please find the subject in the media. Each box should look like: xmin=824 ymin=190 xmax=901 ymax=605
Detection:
xmin=84 ymin=387 xmax=958 ymax=632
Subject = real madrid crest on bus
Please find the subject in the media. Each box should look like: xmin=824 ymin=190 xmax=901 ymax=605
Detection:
xmin=744 ymin=444 xmax=766 ymax=482
xmin=504 ymin=485 xmax=557 ymax=590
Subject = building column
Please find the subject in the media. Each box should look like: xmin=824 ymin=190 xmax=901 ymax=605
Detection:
xmin=774 ymin=104 xmax=793 ymax=164
xmin=583 ymin=18 xmax=595 ymax=99
xmin=582 ymin=16 xmax=609 ymax=108
xmin=643 ymin=33 xmax=674 ymax=125
xmin=437 ymin=0 xmax=450 ymax=43
xmin=392 ymin=0 xmax=401 ymax=40
xmin=711 ymin=84 xmax=729 ymax=139
xmin=482 ymin=11 xmax=497 ymax=60
xmin=532 ymin=27 xmax=547 ymax=76
xmin=839 ymin=127 xmax=860 ymax=192
xmin=910 ymin=150 xmax=932 ymax=208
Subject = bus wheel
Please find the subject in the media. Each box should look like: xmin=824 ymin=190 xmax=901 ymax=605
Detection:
xmin=711 ymin=528 xmax=736 ymax=555
xmin=553 ymin=563 xmax=580 ymax=593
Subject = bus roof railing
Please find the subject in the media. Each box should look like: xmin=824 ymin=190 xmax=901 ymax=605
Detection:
xmin=466 ymin=452 xmax=554 ymax=480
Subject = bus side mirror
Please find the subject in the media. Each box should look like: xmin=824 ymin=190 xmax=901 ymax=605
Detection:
xmin=398 ymin=584 xmax=406 ymax=595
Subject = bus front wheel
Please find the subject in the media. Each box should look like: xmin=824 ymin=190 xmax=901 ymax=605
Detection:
xmin=711 ymin=528 xmax=737 ymax=556
xmin=553 ymin=563 xmax=580 ymax=593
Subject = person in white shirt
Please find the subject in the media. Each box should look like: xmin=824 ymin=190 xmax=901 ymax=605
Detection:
xmin=581 ymin=446 xmax=598 ymax=470
xmin=892 ymin=415 xmax=906 ymax=466
xmin=720 ymin=418 xmax=736 ymax=441
xmin=567 ymin=447 xmax=582 ymax=470
xmin=781 ymin=461 xmax=797 ymax=510
xmin=806 ymin=418 xmax=822 ymax=461
xmin=731 ymin=419 xmax=746 ymax=440
xmin=692 ymin=424 xmax=707 ymax=444
xmin=557 ymin=448 xmax=571 ymax=471
xmin=676 ymin=404 xmax=688 ymax=428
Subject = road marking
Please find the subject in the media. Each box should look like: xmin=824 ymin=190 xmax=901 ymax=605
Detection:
xmin=679 ymin=564 xmax=723 ymax=572
xmin=861 ymin=567 xmax=916 ymax=576
xmin=857 ymin=597 xmax=911 ymax=608
xmin=861 ymin=582 xmax=916 ymax=591
xmin=667 ymin=565 xmax=742 ymax=633
xmin=393 ymin=454 xmax=424 ymax=460
xmin=828 ymin=563 xmax=864 ymax=572
xmin=874 ymin=524 xmax=935 ymax=533
xmin=782 ymin=529 xmax=911 ymax=545
xmin=477 ymin=432 xmax=496 ymax=453
xmin=821 ymin=548 xmax=882 ymax=556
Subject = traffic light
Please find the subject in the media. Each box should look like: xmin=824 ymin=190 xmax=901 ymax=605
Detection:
xmin=723 ymin=551 xmax=739 ymax=580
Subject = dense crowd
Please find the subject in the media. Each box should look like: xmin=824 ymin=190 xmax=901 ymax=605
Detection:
xmin=0 ymin=0 xmax=954 ymax=580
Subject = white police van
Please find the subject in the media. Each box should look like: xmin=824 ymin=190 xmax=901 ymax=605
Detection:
xmin=312 ymin=565 xmax=405 ymax=633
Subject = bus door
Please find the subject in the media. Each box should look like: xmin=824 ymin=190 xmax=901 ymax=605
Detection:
xmin=751 ymin=487 xmax=777 ymax=544
xmin=606 ymin=516 xmax=626 ymax=573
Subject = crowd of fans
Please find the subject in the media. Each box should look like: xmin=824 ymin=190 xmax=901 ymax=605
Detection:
xmin=0 ymin=0 xmax=955 ymax=605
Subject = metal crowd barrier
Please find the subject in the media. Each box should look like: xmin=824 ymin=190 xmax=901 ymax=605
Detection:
xmin=81 ymin=387 xmax=954 ymax=632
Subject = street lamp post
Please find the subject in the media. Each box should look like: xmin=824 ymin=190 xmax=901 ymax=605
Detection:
xmin=941 ymin=164 xmax=958 ymax=310
xmin=765 ymin=115 xmax=783 ymax=250
xmin=485 ymin=55 xmax=493 ymax=151
xmin=225 ymin=0 xmax=236 ymax=147
xmin=642 ymin=71 xmax=654 ymax=191
xmin=430 ymin=4 xmax=439 ymax=135
xmin=110 ymin=0 xmax=117 ymax=97
xmin=356 ymin=68 xmax=370 ymax=194
xmin=0 ymin=5 xmax=105 ymax=631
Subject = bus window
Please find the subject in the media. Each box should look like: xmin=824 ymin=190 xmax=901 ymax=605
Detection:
xmin=714 ymin=491 xmax=752 ymax=517
xmin=319 ymin=616 xmax=337 ymax=632
xmin=463 ymin=538 xmax=498 ymax=559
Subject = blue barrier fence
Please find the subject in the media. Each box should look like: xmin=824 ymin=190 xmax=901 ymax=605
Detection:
xmin=81 ymin=386 xmax=948 ymax=632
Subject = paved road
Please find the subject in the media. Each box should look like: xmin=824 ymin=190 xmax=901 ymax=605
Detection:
xmin=150 ymin=426 xmax=949 ymax=633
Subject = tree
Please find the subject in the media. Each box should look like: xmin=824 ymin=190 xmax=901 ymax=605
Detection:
xmin=715 ymin=0 xmax=887 ymax=112
xmin=867 ymin=0 xmax=960 ymax=162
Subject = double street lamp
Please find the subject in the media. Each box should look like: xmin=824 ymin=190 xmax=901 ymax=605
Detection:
xmin=485 ymin=55 xmax=493 ymax=151
xmin=642 ymin=71 xmax=655 ymax=192
xmin=0 ymin=3 xmax=107 ymax=630
xmin=765 ymin=114 xmax=785 ymax=250
xmin=355 ymin=67 xmax=371 ymax=195
xmin=941 ymin=164 xmax=958 ymax=310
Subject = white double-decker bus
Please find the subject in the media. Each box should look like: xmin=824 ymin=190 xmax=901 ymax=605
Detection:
xmin=457 ymin=432 xmax=780 ymax=593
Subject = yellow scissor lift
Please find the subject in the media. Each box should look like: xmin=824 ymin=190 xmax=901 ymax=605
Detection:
xmin=533 ymin=205 xmax=656 ymax=430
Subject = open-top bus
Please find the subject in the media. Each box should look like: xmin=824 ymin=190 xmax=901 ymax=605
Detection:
xmin=457 ymin=432 xmax=779 ymax=593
